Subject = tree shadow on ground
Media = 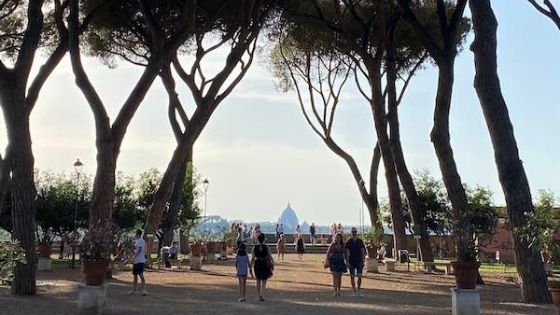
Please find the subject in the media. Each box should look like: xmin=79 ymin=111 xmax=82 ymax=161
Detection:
xmin=0 ymin=267 xmax=556 ymax=315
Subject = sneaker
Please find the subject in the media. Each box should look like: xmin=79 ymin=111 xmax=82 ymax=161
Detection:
xmin=126 ymin=290 xmax=136 ymax=295
xmin=141 ymin=289 xmax=148 ymax=296
xmin=259 ymin=296 xmax=265 ymax=301
xmin=238 ymin=298 xmax=246 ymax=302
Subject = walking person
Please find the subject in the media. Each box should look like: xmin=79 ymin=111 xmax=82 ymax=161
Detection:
xmin=309 ymin=222 xmax=316 ymax=245
xmin=324 ymin=233 xmax=347 ymax=297
xmin=251 ymin=233 xmax=273 ymax=301
xmin=296 ymin=234 xmax=305 ymax=261
xmin=236 ymin=243 xmax=253 ymax=302
xmin=129 ymin=229 xmax=148 ymax=296
xmin=278 ymin=223 xmax=284 ymax=236
xmin=330 ymin=222 xmax=337 ymax=241
xmin=346 ymin=227 xmax=366 ymax=296
xmin=275 ymin=223 xmax=280 ymax=238
xmin=276 ymin=233 xmax=286 ymax=262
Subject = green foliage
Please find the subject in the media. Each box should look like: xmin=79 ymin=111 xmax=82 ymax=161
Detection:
xmin=178 ymin=163 xmax=201 ymax=234
xmin=362 ymin=226 xmax=385 ymax=248
xmin=113 ymin=173 xmax=141 ymax=231
xmin=79 ymin=220 xmax=113 ymax=260
xmin=0 ymin=0 xmax=26 ymax=61
xmin=465 ymin=184 xmax=497 ymax=238
xmin=35 ymin=171 xmax=90 ymax=245
xmin=518 ymin=190 xmax=560 ymax=265
xmin=0 ymin=240 xmax=26 ymax=284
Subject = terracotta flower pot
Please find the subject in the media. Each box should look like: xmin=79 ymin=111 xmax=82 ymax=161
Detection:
xmin=451 ymin=261 xmax=481 ymax=290
xmin=549 ymin=280 xmax=560 ymax=306
xmin=366 ymin=246 xmax=376 ymax=259
xmin=37 ymin=245 xmax=52 ymax=258
xmin=83 ymin=259 xmax=110 ymax=286
xmin=190 ymin=243 xmax=203 ymax=257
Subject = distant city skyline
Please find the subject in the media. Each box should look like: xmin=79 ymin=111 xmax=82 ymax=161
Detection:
xmin=0 ymin=2 xmax=558 ymax=227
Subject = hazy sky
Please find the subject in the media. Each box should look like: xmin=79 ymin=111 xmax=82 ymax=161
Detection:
xmin=1 ymin=2 xmax=559 ymax=226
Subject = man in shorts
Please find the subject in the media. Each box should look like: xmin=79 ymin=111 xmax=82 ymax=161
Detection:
xmin=129 ymin=229 xmax=148 ymax=295
xmin=346 ymin=227 xmax=366 ymax=296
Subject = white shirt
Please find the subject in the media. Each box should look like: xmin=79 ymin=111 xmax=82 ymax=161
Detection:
xmin=134 ymin=238 xmax=147 ymax=264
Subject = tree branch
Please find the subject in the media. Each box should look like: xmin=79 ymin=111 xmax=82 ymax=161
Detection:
xmin=14 ymin=0 xmax=44 ymax=85
xmin=528 ymin=0 xmax=560 ymax=31
xmin=397 ymin=0 xmax=445 ymax=63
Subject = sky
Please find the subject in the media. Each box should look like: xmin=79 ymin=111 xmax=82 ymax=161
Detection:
xmin=1 ymin=1 xmax=559 ymax=227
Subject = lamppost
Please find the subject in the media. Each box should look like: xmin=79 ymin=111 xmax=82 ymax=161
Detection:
xmin=71 ymin=158 xmax=83 ymax=269
xmin=203 ymin=178 xmax=209 ymax=231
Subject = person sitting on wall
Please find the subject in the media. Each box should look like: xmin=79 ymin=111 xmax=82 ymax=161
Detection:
xmin=169 ymin=241 xmax=179 ymax=260
xmin=377 ymin=244 xmax=387 ymax=264
xmin=161 ymin=245 xmax=171 ymax=268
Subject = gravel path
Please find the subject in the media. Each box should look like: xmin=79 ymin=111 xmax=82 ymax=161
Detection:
xmin=0 ymin=254 xmax=555 ymax=315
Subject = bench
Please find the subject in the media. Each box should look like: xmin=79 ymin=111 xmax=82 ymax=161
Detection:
xmin=418 ymin=261 xmax=453 ymax=275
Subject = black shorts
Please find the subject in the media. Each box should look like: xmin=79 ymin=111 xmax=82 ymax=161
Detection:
xmin=132 ymin=263 xmax=145 ymax=275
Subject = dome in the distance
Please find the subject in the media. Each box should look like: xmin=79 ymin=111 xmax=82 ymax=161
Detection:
xmin=277 ymin=203 xmax=299 ymax=234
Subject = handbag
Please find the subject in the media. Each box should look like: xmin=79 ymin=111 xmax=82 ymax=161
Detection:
xmin=265 ymin=254 xmax=274 ymax=271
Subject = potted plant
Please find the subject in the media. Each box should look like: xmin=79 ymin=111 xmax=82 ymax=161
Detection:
xmin=37 ymin=228 xmax=54 ymax=259
xmin=79 ymin=223 xmax=112 ymax=286
xmin=450 ymin=186 xmax=499 ymax=289
xmin=363 ymin=226 xmax=384 ymax=273
xmin=190 ymin=240 xmax=204 ymax=257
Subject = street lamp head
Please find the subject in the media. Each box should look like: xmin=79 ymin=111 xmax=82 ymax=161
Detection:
xmin=203 ymin=178 xmax=209 ymax=190
xmin=73 ymin=158 xmax=84 ymax=172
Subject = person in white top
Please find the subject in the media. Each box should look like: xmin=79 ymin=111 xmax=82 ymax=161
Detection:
xmin=129 ymin=229 xmax=148 ymax=295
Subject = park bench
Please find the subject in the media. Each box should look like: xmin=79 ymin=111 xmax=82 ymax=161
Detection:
xmin=416 ymin=261 xmax=453 ymax=275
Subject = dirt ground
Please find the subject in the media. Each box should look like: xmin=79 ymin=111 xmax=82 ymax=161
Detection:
xmin=0 ymin=254 xmax=556 ymax=315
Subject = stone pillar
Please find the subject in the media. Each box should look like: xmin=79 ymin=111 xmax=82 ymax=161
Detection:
xmin=78 ymin=285 xmax=107 ymax=315
xmin=37 ymin=258 xmax=52 ymax=271
xmin=451 ymin=288 xmax=480 ymax=315
xmin=366 ymin=258 xmax=379 ymax=273
xmin=190 ymin=256 xmax=202 ymax=271
xmin=385 ymin=260 xmax=396 ymax=272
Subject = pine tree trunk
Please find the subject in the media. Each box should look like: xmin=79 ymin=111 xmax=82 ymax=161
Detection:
xmin=386 ymin=36 xmax=434 ymax=262
xmin=89 ymin=142 xmax=116 ymax=226
xmin=469 ymin=0 xmax=551 ymax=303
xmin=161 ymin=147 xmax=192 ymax=246
xmin=2 ymin=91 xmax=37 ymax=295
xmin=58 ymin=240 xmax=64 ymax=260
xmin=144 ymin=135 xmax=194 ymax=236
xmin=365 ymin=57 xmax=407 ymax=251
xmin=431 ymin=64 xmax=475 ymax=262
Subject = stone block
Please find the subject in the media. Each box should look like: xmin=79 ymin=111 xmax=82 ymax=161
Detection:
xmin=190 ymin=256 xmax=203 ymax=271
xmin=78 ymin=285 xmax=107 ymax=315
xmin=451 ymin=288 xmax=480 ymax=315
xmin=385 ymin=259 xmax=396 ymax=272
xmin=37 ymin=258 xmax=52 ymax=271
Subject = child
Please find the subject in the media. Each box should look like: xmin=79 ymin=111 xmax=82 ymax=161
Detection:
xmin=236 ymin=243 xmax=253 ymax=302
